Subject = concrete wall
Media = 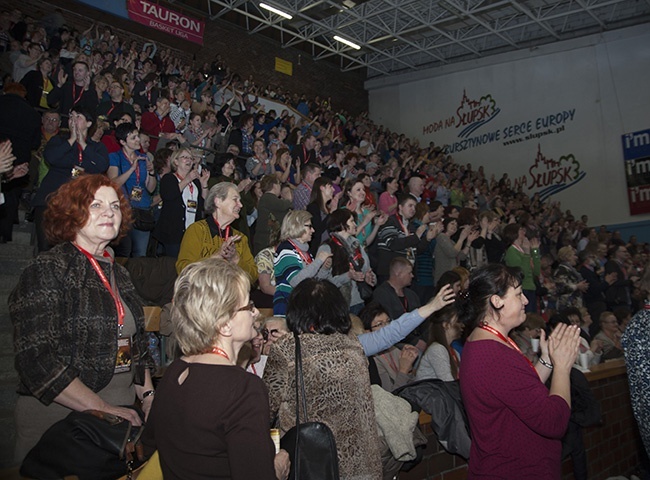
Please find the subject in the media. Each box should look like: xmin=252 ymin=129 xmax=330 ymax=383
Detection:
xmin=366 ymin=24 xmax=650 ymax=229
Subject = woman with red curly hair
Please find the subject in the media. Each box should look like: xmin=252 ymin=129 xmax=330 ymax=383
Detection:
xmin=9 ymin=174 xmax=154 ymax=464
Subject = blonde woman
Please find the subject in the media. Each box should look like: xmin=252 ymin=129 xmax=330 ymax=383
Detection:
xmin=142 ymin=258 xmax=290 ymax=479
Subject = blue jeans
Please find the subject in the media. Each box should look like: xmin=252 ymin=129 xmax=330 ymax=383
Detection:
xmin=130 ymin=228 xmax=151 ymax=257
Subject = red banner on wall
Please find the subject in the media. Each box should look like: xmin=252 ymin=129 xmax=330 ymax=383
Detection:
xmin=127 ymin=0 xmax=205 ymax=45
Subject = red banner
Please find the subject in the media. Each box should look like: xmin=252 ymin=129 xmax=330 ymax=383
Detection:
xmin=127 ymin=0 xmax=205 ymax=45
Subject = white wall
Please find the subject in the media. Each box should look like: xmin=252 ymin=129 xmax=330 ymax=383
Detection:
xmin=366 ymin=24 xmax=650 ymax=226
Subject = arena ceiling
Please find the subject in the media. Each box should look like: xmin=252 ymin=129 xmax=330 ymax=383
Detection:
xmin=176 ymin=0 xmax=650 ymax=78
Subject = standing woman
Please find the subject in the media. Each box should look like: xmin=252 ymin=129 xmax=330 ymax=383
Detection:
xmin=434 ymin=217 xmax=477 ymax=284
xmin=33 ymin=106 xmax=109 ymax=253
xmin=143 ymin=258 xmax=289 ymax=479
xmin=319 ymin=209 xmax=377 ymax=314
xmin=458 ymin=264 xmax=580 ymax=478
xmin=153 ymin=148 xmax=210 ymax=258
xmin=343 ymin=178 xmax=385 ymax=246
xmin=175 ymin=182 xmax=258 ymax=283
xmin=10 ymin=175 xmax=153 ymax=462
xmin=378 ymin=176 xmax=399 ymax=215
xmin=273 ymin=210 xmax=332 ymax=317
xmin=264 ymin=279 xmax=383 ymax=479
xmin=306 ymin=176 xmax=338 ymax=257
xmin=503 ymin=223 xmax=541 ymax=312
xmin=108 ymin=122 xmax=157 ymax=257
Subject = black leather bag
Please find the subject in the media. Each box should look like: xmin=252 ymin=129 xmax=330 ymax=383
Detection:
xmin=280 ymin=333 xmax=340 ymax=480
xmin=20 ymin=408 xmax=146 ymax=480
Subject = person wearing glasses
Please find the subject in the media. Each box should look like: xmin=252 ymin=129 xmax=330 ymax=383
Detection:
xmin=272 ymin=210 xmax=332 ymax=317
xmin=152 ymin=147 xmax=210 ymax=258
xmin=261 ymin=317 xmax=290 ymax=356
xmin=143 ymin=258 xmax=290 ymax=479
xmin=32 ymin=106 xmax=109 ymax=252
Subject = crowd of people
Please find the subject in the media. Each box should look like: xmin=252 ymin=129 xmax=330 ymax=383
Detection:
xmin=3 ymin=6 xmax=650 ymax=480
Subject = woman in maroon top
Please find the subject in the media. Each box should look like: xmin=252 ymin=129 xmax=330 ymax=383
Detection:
xmin=458 ymin=264 xmax=580 ymax=479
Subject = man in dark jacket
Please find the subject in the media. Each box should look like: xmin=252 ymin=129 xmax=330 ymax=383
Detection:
xmin=0 ymin=83 xmax=40 ymax=242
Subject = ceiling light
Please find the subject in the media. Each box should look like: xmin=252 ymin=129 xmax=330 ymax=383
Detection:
xmin=259 ymin=3 xmax=293 ymax=20
xmin=333 ymin=35 xmax=361 ymax=50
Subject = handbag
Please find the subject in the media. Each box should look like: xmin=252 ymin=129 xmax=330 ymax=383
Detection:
xmin=20 ymin=407 xmax=146 ymax=480
xmin=132 ymin=207 xmax=156 ymax=231
xmin=280 ymin=333 xmax=340 ymax=480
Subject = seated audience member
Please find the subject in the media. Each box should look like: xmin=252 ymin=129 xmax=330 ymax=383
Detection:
xmin=373 ymin=257 xmax=426 ymax=352
xmin=273 ymin=210 xmax=331 ymax=316
xmin=261 ymin=317 xmax=290 ymax=356
xmin=360 ymin=302 xmax=418 ymax=392
xmin=176 ymin=182 xmax=258 ymax=282
xmin=593 ymin=311 xmax=624 ymax=360
xmin=142 ymin=258 xmax=290 ymax=479
xmin=510 ymin=312 xmax=545 ymax=363
xmin=416 ymin=305 xmax=464 ymax=381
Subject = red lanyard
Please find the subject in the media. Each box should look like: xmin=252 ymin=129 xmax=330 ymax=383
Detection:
xmin=77 ymin=143 xmax=83 ymax=165
xmin=106 ymin=102 xmax=116 ymax=117
xmin=381 ymin=350 xmax=400 ymax=374
xmin=74 ymin=244 xmax=125 ymax=334
xmin=394 ymin=214 xmax=409 ymax=235
xmin=399 ymin=295 xmax=408 ymax=313
xmin=71 ymin=83 xmax=84 ymax=106
xmin=213 ymin=217 xmax=231 ymax=240
xmin=175 ymin=173 xmax=194 ymax=195
xmin=329 ymin=235 xmax=363 ymax=270
xmin=288 ymin=240 xmax=313 ymax=265
xmin=479 ymin=324 xmax=536 ymax=372
xmin=449 ymin=347 xmax=460 ymax=379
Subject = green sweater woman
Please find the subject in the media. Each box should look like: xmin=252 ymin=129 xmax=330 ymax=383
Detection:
xmin=503 ymin=223 xmax=541 ymax=312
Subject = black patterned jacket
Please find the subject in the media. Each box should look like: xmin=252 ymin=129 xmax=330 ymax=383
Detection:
xmin=9 ymin=242 xmax=149 ymax=405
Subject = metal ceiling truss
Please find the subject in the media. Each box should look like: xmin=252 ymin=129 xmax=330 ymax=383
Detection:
xmin=204 ymin=0 xmax=650 ymax=78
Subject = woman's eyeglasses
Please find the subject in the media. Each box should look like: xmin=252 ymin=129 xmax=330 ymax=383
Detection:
xmin=236 ymin=301 xmax=256 ymax=313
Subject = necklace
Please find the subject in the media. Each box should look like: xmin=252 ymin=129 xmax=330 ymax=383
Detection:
xmin=208 ymin=346 xmax=230 ymax=361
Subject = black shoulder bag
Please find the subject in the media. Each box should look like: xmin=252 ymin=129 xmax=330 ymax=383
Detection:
xmin=280 ymin=333 xmax=340 ymax=480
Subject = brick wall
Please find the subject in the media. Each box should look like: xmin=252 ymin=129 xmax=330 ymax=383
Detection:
xmin=10 ymin=0 xmax=368 ymax=114
xmin=402 ymin=366 xmax=642 ymax=480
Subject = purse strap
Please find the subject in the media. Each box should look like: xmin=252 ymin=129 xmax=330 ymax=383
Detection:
xmin=293 ymin=332 xmax=309 ymax=480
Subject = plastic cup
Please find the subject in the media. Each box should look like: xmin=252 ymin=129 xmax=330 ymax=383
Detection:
xmin=531 ymin=338 xmax=540 ymax=353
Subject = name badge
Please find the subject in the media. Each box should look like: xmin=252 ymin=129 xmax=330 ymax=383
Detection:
xmin=186 ymin=199 xmax=197 ymax=213
xmin=131 ymin=186 xmax=143 ymax=202
xmin=115 ymin=337 xmax=132 ymax=374
xmin=71 ymin=166 xmax=84 ymax=178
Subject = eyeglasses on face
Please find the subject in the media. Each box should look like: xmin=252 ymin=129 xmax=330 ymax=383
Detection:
xmin=371 ymin=320 xmax=390 ymax=330
xmin=236 ymin=301 xmax=256 ymax=313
